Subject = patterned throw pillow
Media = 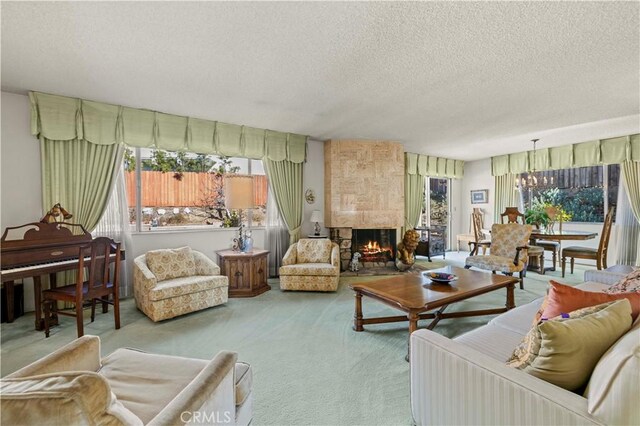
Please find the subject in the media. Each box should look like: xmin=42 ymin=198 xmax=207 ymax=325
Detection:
xmin=531 ymin=295 xmax=549 ymax=327
xmin=145 ymin=246 xmax=196 ymax=282
xmin=605 ymin=268 xmax=640 ymax=294
xmin=507 ymin=299 xmax=632 ymax=391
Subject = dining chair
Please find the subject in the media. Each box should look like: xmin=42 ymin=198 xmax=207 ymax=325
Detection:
xmin=561 ymin=208 xmax=615 ymax=277
xmin=470 ymin=211 xmax=491 ymax=256
xmin=500 ymin=207 xmax=544 ymax=275
xmin=43 ymin=237 xmax=121 ymax=337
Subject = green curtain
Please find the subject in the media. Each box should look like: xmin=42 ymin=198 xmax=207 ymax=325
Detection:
xmin=30 ymin=91 xmax=307 ymax=162
xmin=404 ymin=173 xmax=424 ymax=230
xmin=405 ymin=152 xmax=464 ymax=179
xmin=620 ymin=161 xmax=640 ymax=265
xmin=490 ymin=134 xmax=640 ymax=176
xmin=41 ymin=138 xmax=124 ymax=232
xmin=494 ymin=173 xmax=520 ymax=223
xmin=263 ymin=158 xmax=303 ymax=245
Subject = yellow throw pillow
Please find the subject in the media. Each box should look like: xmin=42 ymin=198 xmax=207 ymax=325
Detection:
xmin=507 ymin=299 xmax=632 ymax=391
xmin=145 ymin=246 xmax=196 ymax=282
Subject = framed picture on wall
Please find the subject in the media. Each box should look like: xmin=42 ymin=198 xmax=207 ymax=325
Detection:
xmin=470 ymin=189 xmax=488 ymax=204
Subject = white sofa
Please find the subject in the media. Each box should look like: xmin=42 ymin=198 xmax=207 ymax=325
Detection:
xmin=410 ymin=267 xmax=639 ymax=425
xmin=1 ymin=335 xmax=253 ymax=425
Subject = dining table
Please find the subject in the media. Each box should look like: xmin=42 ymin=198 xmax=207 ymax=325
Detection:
xmin=530 ymin=228 xmax=598 ymax=272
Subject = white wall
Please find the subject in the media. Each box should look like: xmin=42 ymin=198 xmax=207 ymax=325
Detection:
xmin=2 ymin=92 xmax=44 ymax=313
xmin=1 ymin=92 xmax=42 ymax=228
xmin=301 ymin=139 xmax=326 ymax=236
xmin=459 ymin=158 xmax=495 ymax=231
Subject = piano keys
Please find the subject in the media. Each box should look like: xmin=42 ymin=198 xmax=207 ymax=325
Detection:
xmin=1 ymin=222 xmax=125 ymax=330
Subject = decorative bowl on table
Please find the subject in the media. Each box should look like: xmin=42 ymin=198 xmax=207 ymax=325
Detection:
xmin=425 ymin=272 xmax=458 ymax=284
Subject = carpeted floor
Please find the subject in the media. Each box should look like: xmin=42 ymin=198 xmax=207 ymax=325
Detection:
xmin=0 ymin=253 xmax=588 ymax=425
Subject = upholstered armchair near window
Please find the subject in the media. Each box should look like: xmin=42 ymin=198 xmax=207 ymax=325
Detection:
xmin=134 ymin=247 xmax=228 ymax=322
xmin=279 ymin=239 xmax=340 ymax=292
xmin=465 ymin=223 xmax=533 ymax=289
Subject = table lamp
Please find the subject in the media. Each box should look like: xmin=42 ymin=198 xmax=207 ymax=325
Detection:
xmin=310 ymin=210 xmax=323 ymax=236
xmin=224 ymin=175 xmax=254 ymax=252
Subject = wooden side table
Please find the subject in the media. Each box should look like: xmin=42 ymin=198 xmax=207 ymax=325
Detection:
xmin=216 ymin=249 xmax=270 ymax=298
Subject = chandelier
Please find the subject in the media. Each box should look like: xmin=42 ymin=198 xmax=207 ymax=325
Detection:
xmin=516 ymin=139 xmax=554 ymax=189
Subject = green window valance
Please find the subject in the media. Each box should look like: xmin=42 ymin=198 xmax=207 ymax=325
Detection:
xmin=491 ymin=134 xmax=640 ymax=176
xmin=405 ymin=152 xmax=464 ymax=179
xmin=29 ymin=91 xmax=308 ymax=163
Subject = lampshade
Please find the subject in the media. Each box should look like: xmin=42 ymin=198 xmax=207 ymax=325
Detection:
xmin=310 ymin=210 xmax=323 ymax=223
xmin=224 ymin=175 xmax=254 ymax=209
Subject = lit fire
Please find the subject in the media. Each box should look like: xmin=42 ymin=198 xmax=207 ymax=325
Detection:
xmin=365 ymin=241 xmax=380 ymax=252
xmin=360 ymin=240 xmax=393 ymax=257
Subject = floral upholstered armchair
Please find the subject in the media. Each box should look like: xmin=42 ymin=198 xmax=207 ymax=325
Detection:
xmin=134 ymin=247 xmax=228 ymax=322
xmin=279 ymin=239 xmax=340 ymax=292
xmin=465 ymin=223 xmax=532 ymax=289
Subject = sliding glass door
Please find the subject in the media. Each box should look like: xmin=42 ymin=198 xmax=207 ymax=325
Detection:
xmin=420 ymin=177 xmax=451 ymax=250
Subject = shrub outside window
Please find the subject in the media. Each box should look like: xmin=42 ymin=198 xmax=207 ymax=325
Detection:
xmin=519 ymin=164 xmax=619 ymax=223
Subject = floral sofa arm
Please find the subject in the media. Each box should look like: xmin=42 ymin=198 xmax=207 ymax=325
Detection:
xmin=193 ymin=251 xmax=221 ymax=276
xmin=331 ymin=243 xmax=340 ymax=268
xmin=410 ymin=330 xmax=600 ymax=425
xmin=134 ymin=255 xmax=158 ymax=290
xmin=282 ymin=244 xmax=298 ymax=265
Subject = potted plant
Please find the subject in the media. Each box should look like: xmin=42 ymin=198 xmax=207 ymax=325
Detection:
xmin=524 ymin=206 xmax=550 ymax=230
xmin=525 ymin=190 xmax=572 ymax=231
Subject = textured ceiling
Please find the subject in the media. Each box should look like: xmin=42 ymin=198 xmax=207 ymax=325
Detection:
xmin=2 ymin=1 xmax=639 ymax=160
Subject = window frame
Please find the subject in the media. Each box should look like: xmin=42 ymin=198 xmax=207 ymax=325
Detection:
xmin=518 ymin=164 xmax=619 ymax=224
xmin=128 ymin=147 xmax=266 ymax=233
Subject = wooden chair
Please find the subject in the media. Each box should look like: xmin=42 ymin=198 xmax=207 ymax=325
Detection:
xmin=457 ymin=208 xmax=486 ymax=252
xmin=562 ymin=208 xmax=615 ymax=277
xmin=500 ymin=207 xmax=544 ymax=275
xmin=500 ymin=207 xmax=526 ymax=224
xmin=43 ymin=237 xmax=121 ymax=338
xmin=470 ymin=211 xmax=491 ymax=256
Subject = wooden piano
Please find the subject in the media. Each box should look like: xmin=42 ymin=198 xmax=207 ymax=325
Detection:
xmin=1 ymin=222 xmax=124 ymax=330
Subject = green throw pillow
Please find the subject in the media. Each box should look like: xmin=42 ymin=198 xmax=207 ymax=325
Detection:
xmin=507 ymin=299 xmax=632 ymax=391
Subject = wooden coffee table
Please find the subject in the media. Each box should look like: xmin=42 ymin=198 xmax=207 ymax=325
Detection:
xmin=350 ymin=266 xmax=517 ymax=339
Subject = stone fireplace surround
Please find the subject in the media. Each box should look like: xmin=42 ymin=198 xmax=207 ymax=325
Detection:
xmin=324 ymin=139 xmax=405 ymax=272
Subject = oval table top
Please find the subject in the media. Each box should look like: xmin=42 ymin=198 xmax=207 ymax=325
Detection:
xmin=530 ymin=229 xmax=597 ymax=241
